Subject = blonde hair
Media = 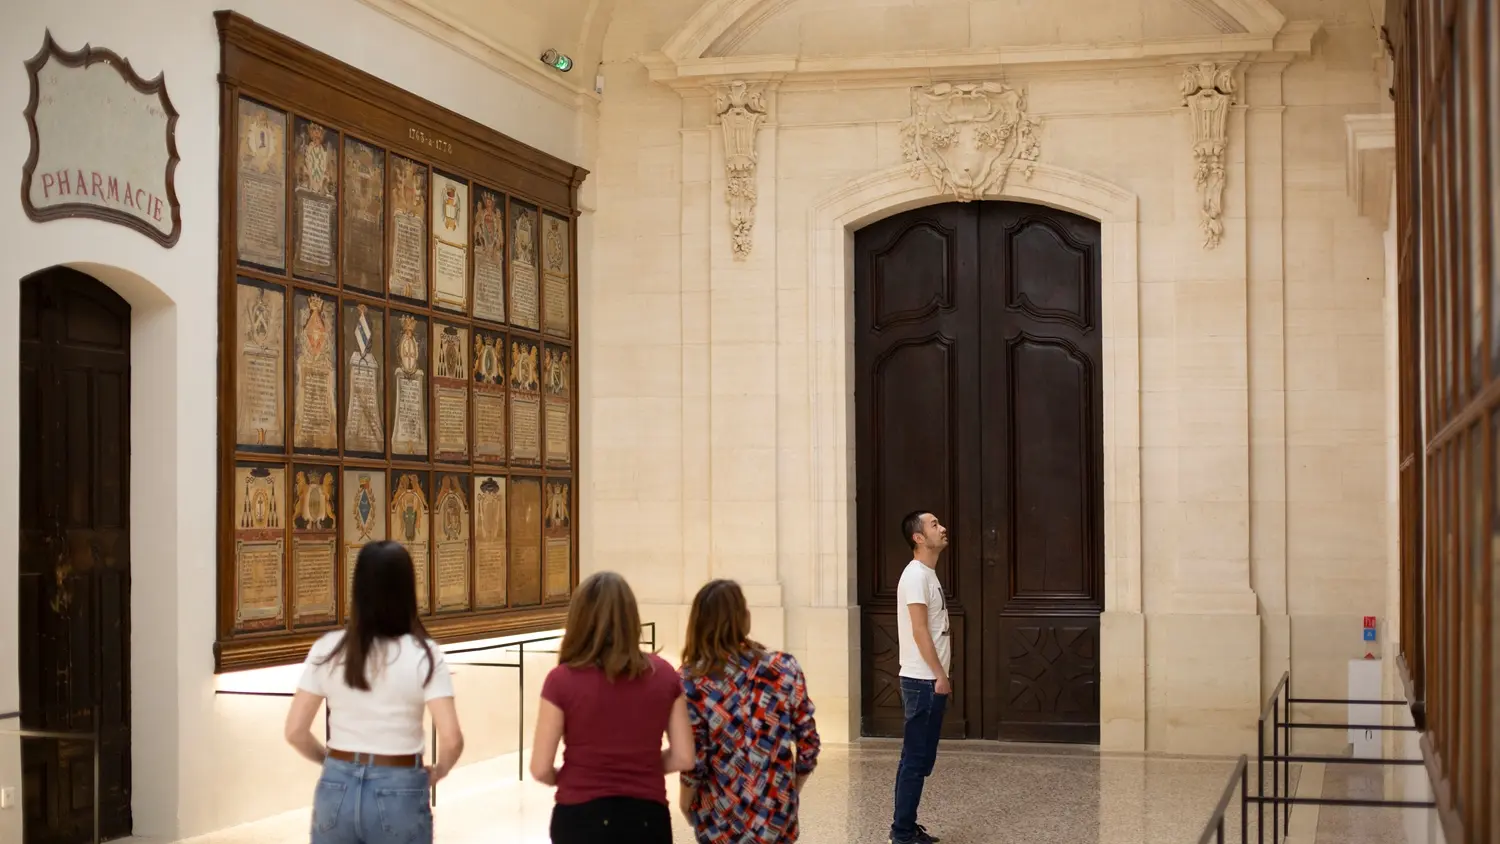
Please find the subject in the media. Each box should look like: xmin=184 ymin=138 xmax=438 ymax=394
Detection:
xmin=556 ymin=572 xmax=651 ymax=681
xmin=681 ymin=579 xmax=764 ymax=678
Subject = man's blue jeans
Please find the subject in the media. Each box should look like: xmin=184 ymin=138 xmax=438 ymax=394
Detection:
xmin=309 ymin=757 xmax=433 ymax=844
xmin=890 ymin=677 xmax=947 ymax=843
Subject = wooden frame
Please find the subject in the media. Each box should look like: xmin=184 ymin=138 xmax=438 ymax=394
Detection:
xmin=214 ymin=11 xmax=587 ymax=672
xmin=1390 ymin=0 xmax=1497 ymax=839
xmin=21 ymin=30 xmax=182 ymax=247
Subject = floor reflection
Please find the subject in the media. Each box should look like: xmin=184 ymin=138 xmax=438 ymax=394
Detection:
xmin=144 ymin=742 xmax=1376 ymax=844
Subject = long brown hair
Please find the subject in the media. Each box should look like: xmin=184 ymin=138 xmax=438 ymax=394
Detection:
xmin=318 ymin=540 xmax=436 ymax=690
xmin=681 ymin=579 xmax=764 ymax=678
xmin=556 ymin=572 xmax=651 ymax=681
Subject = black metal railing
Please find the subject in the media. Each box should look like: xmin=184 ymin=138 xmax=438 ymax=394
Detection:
xmin=212 ymin=622 xmax=660 ymax=805
xmin=445 ymin=621 xmax=657 ymax=780
xmin=1196 ymin=668 xmax=1437 ymax=843
xmin=1 ymin=708 xmax=102 ymax=844
xmin=1197 ymin=755 xmax=1249 ymax=844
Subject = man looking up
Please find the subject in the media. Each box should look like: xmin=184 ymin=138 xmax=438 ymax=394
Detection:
xmin=890 ymin=510 xmax=950 ymax=844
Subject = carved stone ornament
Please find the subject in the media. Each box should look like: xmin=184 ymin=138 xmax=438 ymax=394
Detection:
xmin=22 ymin=31 xmax=181 ymax=247
xmin=899 ymin=82 xmax=1041 ymax=202
xmin=1180 ymin=62 xmax=1236 ymax=249
xmin=714 ymin=81 xmax=768 ymax=260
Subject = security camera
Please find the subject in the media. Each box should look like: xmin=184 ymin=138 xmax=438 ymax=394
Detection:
xmin=541 ymin=50 xmax=573 ymax=72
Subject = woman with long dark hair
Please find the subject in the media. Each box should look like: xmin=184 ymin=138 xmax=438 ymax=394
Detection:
xmin=530 ymin=571 xmax=695 ymax=844
xmin=678 ymin=579 xmax=820 ymax=844
xmin=284 ymin=540 xmax=464 ymax=844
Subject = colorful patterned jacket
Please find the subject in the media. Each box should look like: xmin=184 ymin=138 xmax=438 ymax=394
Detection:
xmin=681 ymin=650 xmax=821 ymax=844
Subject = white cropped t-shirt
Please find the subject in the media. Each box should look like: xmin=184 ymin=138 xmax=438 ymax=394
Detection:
xmin=297 ymin=631 xmax=455 ymax=755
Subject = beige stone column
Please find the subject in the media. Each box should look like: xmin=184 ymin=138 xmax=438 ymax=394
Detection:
xmin=1173 ymin=62 xmax=1257 ymax=612
xmin=1142 ymin=62 xmax=1261 ymax=754
xmin=1244 ymin=61 xmax=1292 ymax=712
xmin=707 ymin=81 xmax=786 ymax=646
xmin=682 ymin=101 xmax=713 ymax=610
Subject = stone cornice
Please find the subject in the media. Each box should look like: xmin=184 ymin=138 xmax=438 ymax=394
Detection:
xmin=643 ymin=22 xmax=1321 ymax=91
xmin=663 ymin=0 xmax=1292 ymax=62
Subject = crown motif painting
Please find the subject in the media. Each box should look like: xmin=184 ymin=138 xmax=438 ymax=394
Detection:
xmin=900 ymin=82 xmax=1042 ymax=202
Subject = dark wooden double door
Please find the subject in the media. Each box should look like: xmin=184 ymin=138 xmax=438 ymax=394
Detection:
xmin=18 ymin=268 xmax=132 ymax=843
xmin=856 ymin=202 xmax=1103 ymax=744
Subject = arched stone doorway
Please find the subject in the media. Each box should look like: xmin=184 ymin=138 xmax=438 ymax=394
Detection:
xmin=854 ymin=201 xmax=1104 ymax=743
xmin=802 ymin=162 xmax=1144 ymax=749
xmin=18 ymin=266 xmax=132 ymax=843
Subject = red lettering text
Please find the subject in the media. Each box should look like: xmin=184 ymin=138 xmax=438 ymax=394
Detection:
xmin=152 ymin=196 xmax=163 ymax=222
xmin=41 ymin=172 xmax=55 ymax=197
xmin=90 ymin=172 xmax=104 ymax=198
xmin=122 ymin=183 xmax=135 ymax=209
xmin=135 ymin=189 xmax=146 ymax=210
xmin=74 ymin=170 xmax=87 ymax=194
xmin=107 ymin=177 xmax=119 ymax=202
xmin=55 ymin=169 xmax=71 ymax=195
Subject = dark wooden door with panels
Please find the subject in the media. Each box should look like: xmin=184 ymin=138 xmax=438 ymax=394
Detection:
xmin=18 ymin=267 xmax=133 ymax=844
xmin=855 ymin=201 xmax=1105 ymax=743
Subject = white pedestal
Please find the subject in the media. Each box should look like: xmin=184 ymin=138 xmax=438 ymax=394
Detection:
xmin=1348 ymin=658 xmax=1382 ymax=759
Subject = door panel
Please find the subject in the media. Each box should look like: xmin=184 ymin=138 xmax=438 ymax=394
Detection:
xmin=979 ymin=204 xmax=1103 ymax=742
xmin=856 ymin=205 xmax=982 ymax=739
xmin=20 ymin=267 xmax=133 ymax=844
xmin=856 ymin=202 xmax=1103 ymax=743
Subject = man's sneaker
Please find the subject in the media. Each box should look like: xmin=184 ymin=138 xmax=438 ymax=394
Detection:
xmin=888 ymin=826 xmax=941 ymax=844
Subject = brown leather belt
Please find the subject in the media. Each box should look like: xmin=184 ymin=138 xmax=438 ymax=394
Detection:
xmin=327 ymin=749 xmax=424 ymax=768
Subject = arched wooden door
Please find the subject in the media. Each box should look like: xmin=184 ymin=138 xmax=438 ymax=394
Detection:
xmin=19 ymin=267 xmax=132 ymax=843
xmin=855 ymin=201 xmax=1104 ymax=743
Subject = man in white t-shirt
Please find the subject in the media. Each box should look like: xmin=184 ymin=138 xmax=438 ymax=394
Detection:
xmin=889 ymin=510 xmax=950 ymax=844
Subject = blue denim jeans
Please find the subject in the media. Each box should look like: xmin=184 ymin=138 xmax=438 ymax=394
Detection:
xmin=890 ymin=677 xmax=947 ymax=843
xmin=310 ymin=757 xmax=432 ymax=844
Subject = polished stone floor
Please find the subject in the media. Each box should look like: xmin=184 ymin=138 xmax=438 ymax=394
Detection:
xmin=142 ymin=742 xmax=1410 ymax=844
xmin=1310 ymin=763 xmax=1412 ymax=844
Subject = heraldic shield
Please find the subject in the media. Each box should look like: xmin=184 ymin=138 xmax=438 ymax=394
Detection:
xmin=900 ymin=82 xmax=1042 ymax=202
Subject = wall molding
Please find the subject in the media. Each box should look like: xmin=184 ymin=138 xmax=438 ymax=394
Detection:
xmin=663 ymin=0 xmax=1291 ymax=62
xmin=642 ymin=22 xmax=1321 ymax=89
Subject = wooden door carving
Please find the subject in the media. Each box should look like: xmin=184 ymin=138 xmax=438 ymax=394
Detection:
xmin=855 ymin=202 xmax=1103 ymax=743
xmin=19 ymin=267 xmax=133 ymax=843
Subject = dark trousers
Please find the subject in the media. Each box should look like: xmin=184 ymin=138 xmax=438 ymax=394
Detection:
xmin=551 ymin=796 xmax=672 ymax=844
xmin=890 ymin=677 xmax=947 ymax=843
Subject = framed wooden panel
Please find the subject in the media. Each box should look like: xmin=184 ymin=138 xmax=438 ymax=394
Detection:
xmin=215 ymin=12 xmax=585 ymax=671
xmin=291 ymin=464 xmax=338 ymax=627
xmin=472 ymin=186 xmax=507 ymax=325
xmin=509 ymin=200 xmax=540 ymax=332
xmin=341 ymin=468 xmax=386 ymax=616
xmin=291 ymin=118 xmax=339 ymax=285
xmin=473 ymin=327 xmax=507 ymax=465
xmin=509 ymin=476 xmax=543 ymax=607
xmin=510 ymin=337 xmax=542 ymax=467
xmin=341 ymin=137 xmax=385 ymax=293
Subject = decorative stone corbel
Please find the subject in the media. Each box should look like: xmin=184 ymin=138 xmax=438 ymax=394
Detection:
xmin=713 ymin=80 xmax=768 ymax=260
xmin=899 ymin=82 xmax=1041 ymax=201
xmin=1180 ymin=62 xmax=1236 ymax=249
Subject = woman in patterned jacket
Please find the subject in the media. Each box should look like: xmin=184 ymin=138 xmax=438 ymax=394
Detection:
xmin=678 ymin=579 xmax=821 ymax=844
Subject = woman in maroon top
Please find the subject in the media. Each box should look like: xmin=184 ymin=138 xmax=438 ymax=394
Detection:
xmin=531 ymin=572 xmax=695 ymax=843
